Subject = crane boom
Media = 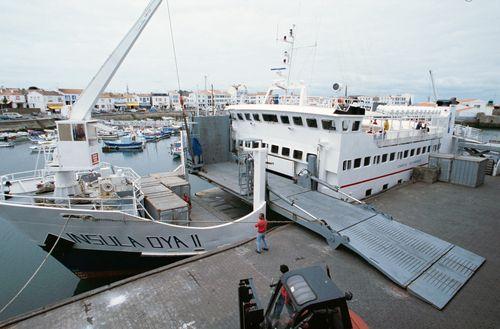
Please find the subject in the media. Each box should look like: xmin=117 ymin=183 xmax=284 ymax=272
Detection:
xmin=70 ymin=0 xmax=163 ymax=121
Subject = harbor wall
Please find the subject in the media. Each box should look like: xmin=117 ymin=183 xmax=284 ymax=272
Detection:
xmin=0 ymin=118 xmax=57 ymax=132
xmin=193 ymin=115 xmax=231 ymax=165
xmin=455 ymin=113 xmax=500 ymax=129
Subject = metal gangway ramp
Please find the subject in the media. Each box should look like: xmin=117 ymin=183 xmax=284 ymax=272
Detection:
xmin=267 ymin=173 xmax=485 ymax=310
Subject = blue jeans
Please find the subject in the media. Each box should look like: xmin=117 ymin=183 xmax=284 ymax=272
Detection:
xmin=256 ymin=233 xmax=268 ymax=252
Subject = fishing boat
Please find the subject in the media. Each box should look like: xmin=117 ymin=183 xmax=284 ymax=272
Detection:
xmin=0 ymin=0 xmax=266 ymax=279
xmin=103 ymin=134 xmax=146 ymax=151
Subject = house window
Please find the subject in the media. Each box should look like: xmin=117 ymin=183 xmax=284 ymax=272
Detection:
xmin=306 ymin=118 xmax=318 ymax=128
xmin=354 ymin=158 xmax=361 ymax=168
xmin=343 ymin=160 xmax=352 ymax=170
xmin=352 ymin=121 xmax=360 ymax=131
xmin=404 ymin=150 xmax=409 ymax=158
xmin=293 ymin=150 xmax=303 ymax=160
xmin=383 ymin=183 xmax=388 ymax=190
xmin=280 ymin=115 xmax=290 ymax=124
xmin=342 ymin=121 xmax=349 ymax=131
xmin=271 ymin=145 xmax=279 ymax=154
xmin=364 ymin=156 xmax=370 ymax=166
xmin=410 ymin=149 xmax=415 ymax=156
xmin=365 ymin=189 xmax=372 ymax=197
xmin=237 ymin=113 xmax=243 ymax=120
xmin=281 ymin=147 xmax=290 ymax=157
xmin=252 ymin=113 xmax=260 ymax=121
xmin=244 ymin=113 xmax=251 ymax=120
xmin=390 ymin=152 xmax=395 ymax=161
xmin=416 ymin=148 xmax=421 ymax=155
xmin=292 ymin=116 xmax=303 ymax=126
xmin=382 ymin=154 xmax=388 ymax=162
xmin=321 ymin=120 xmax=336 ymax=131
xmin=262 ymin=114 xmax=278 ymax=122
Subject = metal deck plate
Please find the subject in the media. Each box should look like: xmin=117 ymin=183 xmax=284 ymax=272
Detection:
xmin=408 ymin=246 xmax=485 ymax=309
xmin=340 ymin=214 xmax=453 ymax=287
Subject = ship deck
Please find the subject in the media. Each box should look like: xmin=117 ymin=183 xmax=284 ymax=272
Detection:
xmin=2 ymin=176 xmax=498 ymax=329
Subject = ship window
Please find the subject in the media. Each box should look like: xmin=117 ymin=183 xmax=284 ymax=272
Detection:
xmin=271 ymin=145 xmax=279 ymax=154
xmin=343 ymin=160 xmax=352 ymax=170
xmin=321 ymin=120 xmax=336 ymax=131
xmin=244 ymin=113 xmax=251 ymax=120
xmin=282 ymin=147 xmax=290 ymax=157
xmin=72 ymin=124 xmax=86 ymax=141
xmin=422 ymin=147 xmax=426 ymax=154
xmin=253 ymin=113 xmax=260 ymax=121
xmin=354 ymin=158 xmax=361 ymax=168
xmin=237 ymin=113 xmax=244 ymax=120
xmin=390 ymin=152 xmax=395 ymax=161
xmin=58 ymin=123 xmax=72 ymax=141
xmin=374 ymin=155 xmax=380 ymax=164
xmin=364 ymin=156 xmax=370 ymax=166
xmin=365 ymin=189 xmax=372 ymax=197
xmin=230 ymin=113 xmax=236 ymax=120
xmin=280 ymin=115 xmax=290 ymax=124
xmin=416 ymin=148 xmax=421 ymax=155
xmin=398 ymin=179 xmax=403 ymax=184
xmin=427 ymin=145 xmax=431 ymax=152
xmin=382 ymin=154 xmax=388 ymax=162
xmin=293 ymin=150 xmax=303 ymax=160
xmin=306 ymin=118 xmax=318 ymax=128
xmin=352 ymin=121 xmax=360 ymax=131
xmin=238 ymin=140 xmax=244 ymax=147
xmin=292 ymin=116 xmax=303 ymax=126
xmin=383 ymin=183 xmax=388 ymax=190
xmin=397 ymin=151 xmax=402 ymax=159
xmin=342 ymin=121 xmax=349 ymax=131
xmin=410 ymin=149 xmax=415 ymax=156
xmin=404 ymin=150 xmax=409 ymax=158
xmin=263 ymin=114 xmax=278 ymax=122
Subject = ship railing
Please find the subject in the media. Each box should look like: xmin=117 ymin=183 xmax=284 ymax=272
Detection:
xmin=453 ymin=124 xmax=485 ymax=143
xmin=0 ymin=169 xmax=54 ymax=197
xmin=0 ymin=192 xmax=140 ymax=213
xmin=373 ymin=129 xmax=443 ymax=147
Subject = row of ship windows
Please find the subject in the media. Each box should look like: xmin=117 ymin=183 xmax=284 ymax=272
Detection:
xmin=233 ymin=112 xmax=361 ymax=132
xmin=236 ymin=140 xmax=306 ymax=160
xmin=342 ymin=144 xmax=440 ymax=170
xmin=365 ymin=180 xmax=403 ymax=197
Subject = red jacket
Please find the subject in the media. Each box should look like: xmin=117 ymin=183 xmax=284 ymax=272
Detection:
xmin=255 ymin=219 xmax=267 ymax=233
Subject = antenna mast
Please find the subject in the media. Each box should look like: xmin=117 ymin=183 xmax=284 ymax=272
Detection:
xmin=429 ymin=70 xmax=438 ymax=102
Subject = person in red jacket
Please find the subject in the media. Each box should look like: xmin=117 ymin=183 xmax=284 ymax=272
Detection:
xmin=255 ymin=213 xmax=269 ymax=254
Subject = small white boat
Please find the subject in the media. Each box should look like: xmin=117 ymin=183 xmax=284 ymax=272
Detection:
xmin=170 ymin=141 xmax=182 ymax=158
xmin=0 ymin=141 xmax=15 ymax=148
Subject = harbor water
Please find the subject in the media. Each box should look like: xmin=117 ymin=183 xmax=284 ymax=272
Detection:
xmin=0 ymin=137 xmax=212 ymax=321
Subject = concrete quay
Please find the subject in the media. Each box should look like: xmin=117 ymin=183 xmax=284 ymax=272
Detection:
xmin=1 ymin=176 xmax=498 ymax=329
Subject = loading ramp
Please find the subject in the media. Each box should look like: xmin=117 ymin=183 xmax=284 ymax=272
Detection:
xmin=195 ymin=162 xmax=485 ymax=309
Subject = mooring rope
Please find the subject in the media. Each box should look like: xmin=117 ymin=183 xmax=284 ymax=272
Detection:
xmin=0 ymin=216 xmax=71 ymax=315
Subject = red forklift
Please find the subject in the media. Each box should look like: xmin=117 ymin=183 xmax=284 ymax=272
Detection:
xmin=238 ymin=265 xmax=368 ymax=329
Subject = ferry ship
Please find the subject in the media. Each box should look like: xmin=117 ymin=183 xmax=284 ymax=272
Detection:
xmin=228 ymin=26 xmax=456 ymax=201
xmin=229 ymin=95 xmax=456 ymax=201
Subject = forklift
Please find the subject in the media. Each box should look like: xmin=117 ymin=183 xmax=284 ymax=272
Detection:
xmin=238 ymin=265 xmax=368 ymax=329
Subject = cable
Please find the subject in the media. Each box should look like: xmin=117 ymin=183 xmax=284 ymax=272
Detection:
xmin=0 ymin=216 xmax=71 ymax=315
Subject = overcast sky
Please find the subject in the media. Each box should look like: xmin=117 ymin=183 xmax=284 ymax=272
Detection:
xmin=1 ymin=0 xmax=499 ymax=101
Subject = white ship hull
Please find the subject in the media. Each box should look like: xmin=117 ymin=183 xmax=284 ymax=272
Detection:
xmin=0 ymin=201 xmax=264 ymax=278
